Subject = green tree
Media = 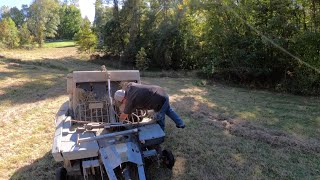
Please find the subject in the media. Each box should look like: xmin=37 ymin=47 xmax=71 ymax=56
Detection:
xmin=0 ymin=5 xmax=10 ymax=20
xmin=27 ymin=0 xmax=60 ymax=47
xmin=0 ymin=17 xmax=20 ymax=48
xmin=93 ymin=0 xmax=112 ymax=38
xmin=20 ymin=4 xmax=29 ymax=18
xmin=123 ymin=0 xmax=140 ymax=63
xmin=201 ymin=0 xmax=320 ymax=94
xmin=19 ymin=22 xmax=34 ymax=47
xmin=57 ymin=4 xmax=82 ymax=39
xmin=2 ymin=7 xmax=25 ymax=28
xmin=74 ymin=18 xmax=98 ymax=53
xmin=103 ymin=0 xmax=125 ymax=55
xmin=98 ymin=0 xmax=320 ymax=94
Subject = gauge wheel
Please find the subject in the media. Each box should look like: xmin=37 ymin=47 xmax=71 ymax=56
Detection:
xmin=55 ymin=167 xmax=67 ymax=180
xmin=162 ymin=149 xmax=175 ymax=170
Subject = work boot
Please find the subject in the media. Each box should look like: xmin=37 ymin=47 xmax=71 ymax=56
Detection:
xmin=176 ymin=124 xmax=185 ymax=129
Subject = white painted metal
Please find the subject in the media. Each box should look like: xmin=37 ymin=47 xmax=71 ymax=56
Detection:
xmin=60 ymin=132 xmax=99 ymax=160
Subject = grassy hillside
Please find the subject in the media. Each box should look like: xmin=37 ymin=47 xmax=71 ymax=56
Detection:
xmin=0 ymin=43 xmax=319 ymax=179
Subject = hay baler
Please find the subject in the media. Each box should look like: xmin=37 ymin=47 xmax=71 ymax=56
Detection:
xmin=52 ymin=69 xmax=174 ymax=180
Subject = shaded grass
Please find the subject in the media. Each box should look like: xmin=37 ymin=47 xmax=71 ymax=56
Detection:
xmin=150 ymin=121 xmax=320 ymax=179
xmin=143 ymin=77 xmax=320 ymax=179
xmin=0 ymin=46 xmax=319 ymax=179
xmin=143 ymin=78 xmax=320 ymax=139
xmin=1 ymin=58 xmax=69 ymax=71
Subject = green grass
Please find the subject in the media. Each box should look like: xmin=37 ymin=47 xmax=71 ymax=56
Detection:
xmin=0 ymin=45 xmax=319 ymax=179
xmin=44 ymin=41 xmax=75 ymax=48
xmin=143 ymin=77 xmax=320 ymax=179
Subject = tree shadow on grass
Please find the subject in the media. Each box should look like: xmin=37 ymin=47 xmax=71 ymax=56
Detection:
xmin=0 ymin=57 xmax=100 ymax=105
xmin=0 ymin=63 xmax=66 ymax=105
xmin=143 ymin=77 xmax=320 ymax=139
xmin=10 ymin=152 xmax=61 ymax=180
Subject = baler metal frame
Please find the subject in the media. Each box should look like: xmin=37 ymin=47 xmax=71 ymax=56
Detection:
xmin=52 ymin=69 xmax=175 ymax=180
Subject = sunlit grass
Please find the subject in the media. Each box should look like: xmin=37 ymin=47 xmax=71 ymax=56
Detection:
xmin=44 ymin=41 xmax=75 ymax=48
xmin=0 ymin=46 xmax=98 ymax=179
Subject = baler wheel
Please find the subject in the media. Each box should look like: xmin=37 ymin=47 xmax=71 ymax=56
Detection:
xmin=162 ymin=149 xmax=175 ymax=170
xmin=55 ymin=167 xmax=67 ymax=180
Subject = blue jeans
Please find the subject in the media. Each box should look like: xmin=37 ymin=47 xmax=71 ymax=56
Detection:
xmin=155 ymin=96 xmax=184 ymax=130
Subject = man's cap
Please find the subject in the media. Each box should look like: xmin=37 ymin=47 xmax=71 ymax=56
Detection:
xmin=114 ymin=89 xmax=126 ymax=102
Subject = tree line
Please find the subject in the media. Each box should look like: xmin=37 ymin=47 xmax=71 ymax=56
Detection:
xmin=0 ymin=0 xmax=319 ymax=95
xmin=94 ymin=0 xmax=320 ymax=95
xmin=0 ymin=0 xmax=88 ymax=48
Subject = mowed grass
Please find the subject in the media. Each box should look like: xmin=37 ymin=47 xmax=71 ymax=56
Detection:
xmin=0 ymin=44 xmax=319 ymax=179
xmin=43 ymin=41 xmax=75 ymax=48
xmin=144 ymin=78 xmax=320 ymax=179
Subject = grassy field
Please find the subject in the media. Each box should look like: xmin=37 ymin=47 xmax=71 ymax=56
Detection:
xmin=0 ymin=43 xmax=319 ymax=179
xmin=43 ymin=41 xmax=75 ymax=48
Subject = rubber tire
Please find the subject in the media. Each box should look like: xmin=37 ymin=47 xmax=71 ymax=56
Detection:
xmin=162 ymin=149 xmax=175 ymax=170
xmin=55 ymin=167 xmax=67 ymax=180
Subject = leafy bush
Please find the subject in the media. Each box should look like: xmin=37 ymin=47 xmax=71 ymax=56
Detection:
xmin=201 ymin=59 xmax=215 ymax=78
xmin=19 ymin=23 xmax=34 ymax=47
xmin=135 ymin=47 xmax=150 ymax=70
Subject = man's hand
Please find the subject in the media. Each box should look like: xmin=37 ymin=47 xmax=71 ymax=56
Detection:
xmin=119 ymin=113 xmax=129 ymax=122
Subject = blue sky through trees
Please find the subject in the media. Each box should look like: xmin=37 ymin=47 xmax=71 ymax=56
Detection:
xmin=0 ymin=0 xmax=95 ymax=22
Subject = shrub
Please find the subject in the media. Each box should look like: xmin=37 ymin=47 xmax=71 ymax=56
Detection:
xmin=201 ymin=58 xmax=215 ymax=78
xmin=19 ymin=23 xmax=34 ymax=47
xmin=74 ymin=19 xmax=97 ymax=53
xmin=0 ymin=17 xmax=20 ymax=48
xmin=135 ymin=47 xmax=150 ymax=71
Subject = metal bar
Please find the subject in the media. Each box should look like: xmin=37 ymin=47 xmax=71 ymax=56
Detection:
xmin=100 ymin=148 xmax=117 ymax=180
xmin=142 ymin=150 xmax=157 ymax=158
xmin=83 ymin=123 xmax=132 ymax=131
xmin=106 ymin=101 xmax=109 ymax=123
xmin=79 ymin=105 xmax=82 ymax=121
xmin=91 ymin=109 xmax=93 ymax=121
xmin=107 ymin=75 xmax=116 ymax=123
xmin=100 ymin=165 xmax=104 ymax=180
xmin=107 ymin=73 xmax=111 ymax=98
xmin=82 ymin=159 xmax=100 ymax=168
xmin=78 ymin=128 xmax=138 ymax=144
xmin=84 ymin=104 xmax=87 ymax=121
xmin=95 ymin=109 xmax=98 ymax=122
xmin=137 ymin=165 xmax=146 ymax=180
xmin=101 ymin=108 xmax=103 ymax=122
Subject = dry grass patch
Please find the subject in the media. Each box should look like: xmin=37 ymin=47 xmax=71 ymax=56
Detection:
xmin=0 ymin=46 xmax=100 ymax=179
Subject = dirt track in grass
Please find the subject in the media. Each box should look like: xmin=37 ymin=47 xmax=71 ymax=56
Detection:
xmin=0 ymin=46 xmax=319 ymax=179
